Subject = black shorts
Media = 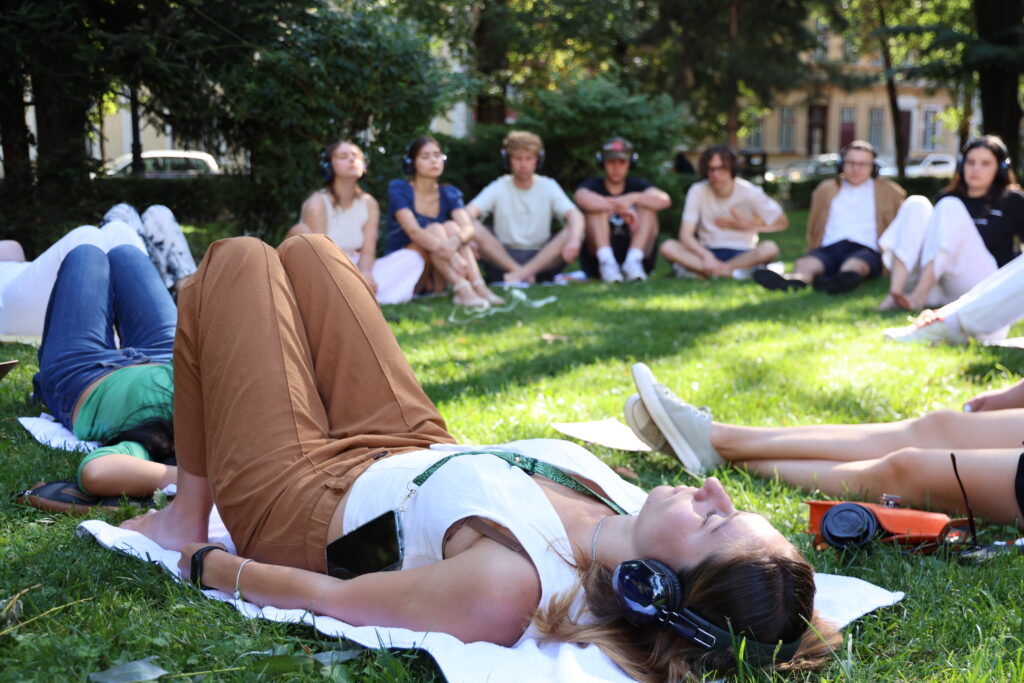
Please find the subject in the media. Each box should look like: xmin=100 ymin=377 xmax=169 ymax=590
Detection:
xmin=1016 ymin=453 xmax=1024 ymax=519
xmin=806 ymin=240 xmax=882 ymax=277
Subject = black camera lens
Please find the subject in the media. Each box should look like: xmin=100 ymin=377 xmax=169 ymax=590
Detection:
xmin=820 ymin=503 xmax=879 ymax=549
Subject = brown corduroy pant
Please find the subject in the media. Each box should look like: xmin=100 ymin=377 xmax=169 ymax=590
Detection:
xmin=174 ymin=235 xmax=454 ymax=571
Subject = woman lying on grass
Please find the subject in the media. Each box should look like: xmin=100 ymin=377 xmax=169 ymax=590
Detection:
xmin=33 ymin=243 xmax=177 ymax=497
xmin=625 ymin=363 xmax=1024 ymax=528
xmin=122 ymin=235 xmax=837 ymax=682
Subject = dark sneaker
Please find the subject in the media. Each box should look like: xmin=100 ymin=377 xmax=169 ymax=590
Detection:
xmin=753 ymin=269 xmax=806 ymax=292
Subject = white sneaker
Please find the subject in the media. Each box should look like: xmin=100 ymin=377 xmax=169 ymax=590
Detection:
xmin=629 ymin=362 xmax=725 ymax=475
xmin=599 ymin=260 xmax=624 ymax=283
xmin=621 ymin=259 xmax=647 ymax=282
xmin=883 ymin=319 xmax=966 ymax=345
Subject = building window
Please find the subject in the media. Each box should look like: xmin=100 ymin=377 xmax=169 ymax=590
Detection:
xmin=841 ymin=107 xmax=856 ymax=124
xmin=778 ymin=106 xmax=795 ymax=152
xmin=842 ymin=36 xmax=858 ymax=62
xmin=922 ymin=109 xmax=939 ymax=150
xmin=813 ymin=18 xmax=829 ymax=62
xmin=869 ymin=108 xmax=884 ymax=150
xmin=745 ymin=118 xmax=763 ymax=149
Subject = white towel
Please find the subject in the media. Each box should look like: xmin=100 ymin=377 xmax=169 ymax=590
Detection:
xmin=78 ymin=516 xmax=905 ymax=683
xmin=18 ymin=413 xmax=98 ymax=453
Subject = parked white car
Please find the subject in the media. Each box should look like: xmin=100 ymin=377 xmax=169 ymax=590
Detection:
xmin=879 ymin=153 xmax=956 ymax=178
xmin=105 ymin=150 xmax=221 ymax=178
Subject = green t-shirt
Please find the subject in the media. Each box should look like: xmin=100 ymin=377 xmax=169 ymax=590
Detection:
xmin=73 ymin=364 xmax=173 ymax=441
xmin=73 ymin=364 xmax=173 ymax=495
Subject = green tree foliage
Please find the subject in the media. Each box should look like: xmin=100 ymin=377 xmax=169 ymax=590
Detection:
xmin=0 ymin=2 xmax=453 ymax=246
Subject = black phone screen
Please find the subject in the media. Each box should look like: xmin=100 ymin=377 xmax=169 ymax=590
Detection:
xmin=325 ymin=510 xmax=404 ymax=579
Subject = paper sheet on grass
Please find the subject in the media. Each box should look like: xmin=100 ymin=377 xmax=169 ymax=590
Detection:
xmin=18 ymin=413 xmax=98 ymax=453
xmin=79 ymin=516 xmax=905 ymax=683
xmin=550 ymin=418 xmax=652 ymax=452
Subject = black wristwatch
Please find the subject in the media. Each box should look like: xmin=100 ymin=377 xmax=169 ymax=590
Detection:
xmin=190 ymin=545 xmax=224 ymax=590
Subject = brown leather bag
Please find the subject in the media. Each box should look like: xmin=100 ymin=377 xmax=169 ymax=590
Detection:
xmin=14 ymin=480 xmax=152 ymax=516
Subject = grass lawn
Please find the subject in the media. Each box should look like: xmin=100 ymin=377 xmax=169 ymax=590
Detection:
xmin=2 ymin=210 xmax=1023 ymax=681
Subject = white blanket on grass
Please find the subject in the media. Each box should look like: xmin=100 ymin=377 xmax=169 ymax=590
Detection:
xmin=79 ymin=515 xmax=905 ymax=683
xmin=19 ymin=413 xmax=98 ymax=452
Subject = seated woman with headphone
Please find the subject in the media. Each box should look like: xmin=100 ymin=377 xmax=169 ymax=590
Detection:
xmin=384 ymin=136 xmax=503 ymax=308
xmin=122 ymin=235 xmax=837 ymax=681
xmin=33 ymin=242 xmax=177 ymax=498
xmin=283 ymin=141 xmax=423 ymax=305
xmin=879 ymin=135 xmax=1024 ymax=311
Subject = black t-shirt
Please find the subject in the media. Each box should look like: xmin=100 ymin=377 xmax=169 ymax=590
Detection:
xmin=576 ymin=176 xmax=653 ymax=235
xmin=956 ymin=188 xmax=1024 ymax=267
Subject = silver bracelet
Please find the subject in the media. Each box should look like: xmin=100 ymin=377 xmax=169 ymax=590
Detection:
xmin=234 ymin=558 xmax=254 ymax=601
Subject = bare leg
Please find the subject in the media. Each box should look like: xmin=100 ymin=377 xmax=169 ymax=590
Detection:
xmin=790 ymin=255 xmax=826 ymax=284
xmin=746 ymin=448 xmax=1023 ymax=527
xmin=879 ymin=257 xmax=909 ymax=311
xmin=472 ymin=221 xmax=521 ymax=276
xmin=720 ymin=241 xmax=780 ymax=271
xmin=630 ymin=208 xmax=658 ymax=255
xmin=121 ymin=469 xmax=213 ymax=548
xmin=584 ymin=212 xmax=612 ymax=251
xmin=895 ymin=261 xmax=937 ymax=311
xmin=838 ymin=255 xmax=871 ymax=276
xmin=508 ymin=230 xmax=571 ymax=283
xmin=712 ymin=408 xmax=1024 ymax=463
xmin=659 ymin=239 xmax=708 ymax=275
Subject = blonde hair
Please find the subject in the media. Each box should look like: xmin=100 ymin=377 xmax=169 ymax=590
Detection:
xmin=503 ymin=130 xmax=544 ymax=157
xmin=533 ymin=542 xmax=840 ymax=682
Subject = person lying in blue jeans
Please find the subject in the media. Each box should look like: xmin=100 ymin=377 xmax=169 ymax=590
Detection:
xmin=33 ymin=243 xmax=177 ymax=497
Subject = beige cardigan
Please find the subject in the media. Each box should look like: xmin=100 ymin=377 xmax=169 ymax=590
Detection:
xmin=806 ymin=178 xmax=907 ymax=250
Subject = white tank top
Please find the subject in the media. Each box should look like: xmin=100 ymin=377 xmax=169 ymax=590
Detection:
xmin=319 ymin=190 xmax=369 ymax=256
xmin=342 ymin=439 xmax=647 ymax=643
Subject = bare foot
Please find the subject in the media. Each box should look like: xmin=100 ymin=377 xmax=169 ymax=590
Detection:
xmin=472 ymin=279 xmax=505 ymax=305
xmin=877 ymin=294 xmax=898 ymax=311
xmin=891 ymin=291 xmax=918 ymax=311
xmin=504 ymin=269 xmax=534 ymax=285
xmin=452 ymin=281 xmax=489 ymax=308
xmin=120 ymin=500 xmax=209 ymax=551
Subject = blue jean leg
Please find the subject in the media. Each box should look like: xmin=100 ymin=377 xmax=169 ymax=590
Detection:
xmin=33 ymin=244 xmax=174 ymax=429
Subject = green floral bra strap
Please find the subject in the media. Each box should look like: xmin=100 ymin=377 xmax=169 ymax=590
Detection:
xmin=412 ymin=449 xmax=628 ymax=516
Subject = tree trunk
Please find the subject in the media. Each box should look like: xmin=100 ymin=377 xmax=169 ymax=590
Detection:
xmin=130 ymin=85 xmax=144 ymax=175
xmin=726 ymin=0 xmax=740 ymax=148
xmin=31 ymin=73 xmax=93 ymax=229
xmin=876 ymin=0 xmax=906 ymax=179
xmin=973 ymin=0 xmax=1023 ymax=170
xmin=0 ymin=70 xmax=33 ymax=202
xmin=473 ymin=0 xmax=510 ymax=126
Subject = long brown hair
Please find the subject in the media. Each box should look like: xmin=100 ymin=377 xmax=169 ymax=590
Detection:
xmin=321 ymin=139 xmax=365 ymax=206
xmin=940 ymin=135 xmax=1019 ymax=206
xmin=534 ymin=541 xmax=839 ymax=682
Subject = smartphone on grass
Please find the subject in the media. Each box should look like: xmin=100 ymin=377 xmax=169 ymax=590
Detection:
xmin=325 ymin=509 xmax=404 ymax=579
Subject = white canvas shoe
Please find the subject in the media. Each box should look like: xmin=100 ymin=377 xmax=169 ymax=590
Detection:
xmin=629 ymin=362 xmax=725 ymax=475
xmin=599 ymin=259 xmax=624 ymax=283
xmin=621 ymin=259 xmax=647 ymax=282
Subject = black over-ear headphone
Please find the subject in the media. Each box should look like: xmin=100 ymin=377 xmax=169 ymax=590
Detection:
xmin=500 ymin=147 xmax=545 ymax=171
xmin=596 ymin=137 xmax=639 ymax=170
xmin=956 ymin=137 xmax=1012 ymax=184
xmin=320 ymin=144 xmax=368 ymax=182
xmin=611 ymin=558 xmax=801 ymax=662
xmin=836 ymin=144 xmax=880 ymax=178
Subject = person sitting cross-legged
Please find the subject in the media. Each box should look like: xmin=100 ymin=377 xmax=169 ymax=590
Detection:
xmin=574 ymin=137 xmax=671 ymax=283
xmin=754 ymin=140 xmax=905 ymax=295
xmin=466 ymin=131 xmax=584 ymax=285
xmin=661 ymin=145 xmax=787 ymax=280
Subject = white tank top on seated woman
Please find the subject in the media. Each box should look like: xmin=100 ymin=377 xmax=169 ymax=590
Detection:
xmin=341 ymin=438 xmax=647 ymax=643
xmin=318 ymin=190 xmax=369 ymax=260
